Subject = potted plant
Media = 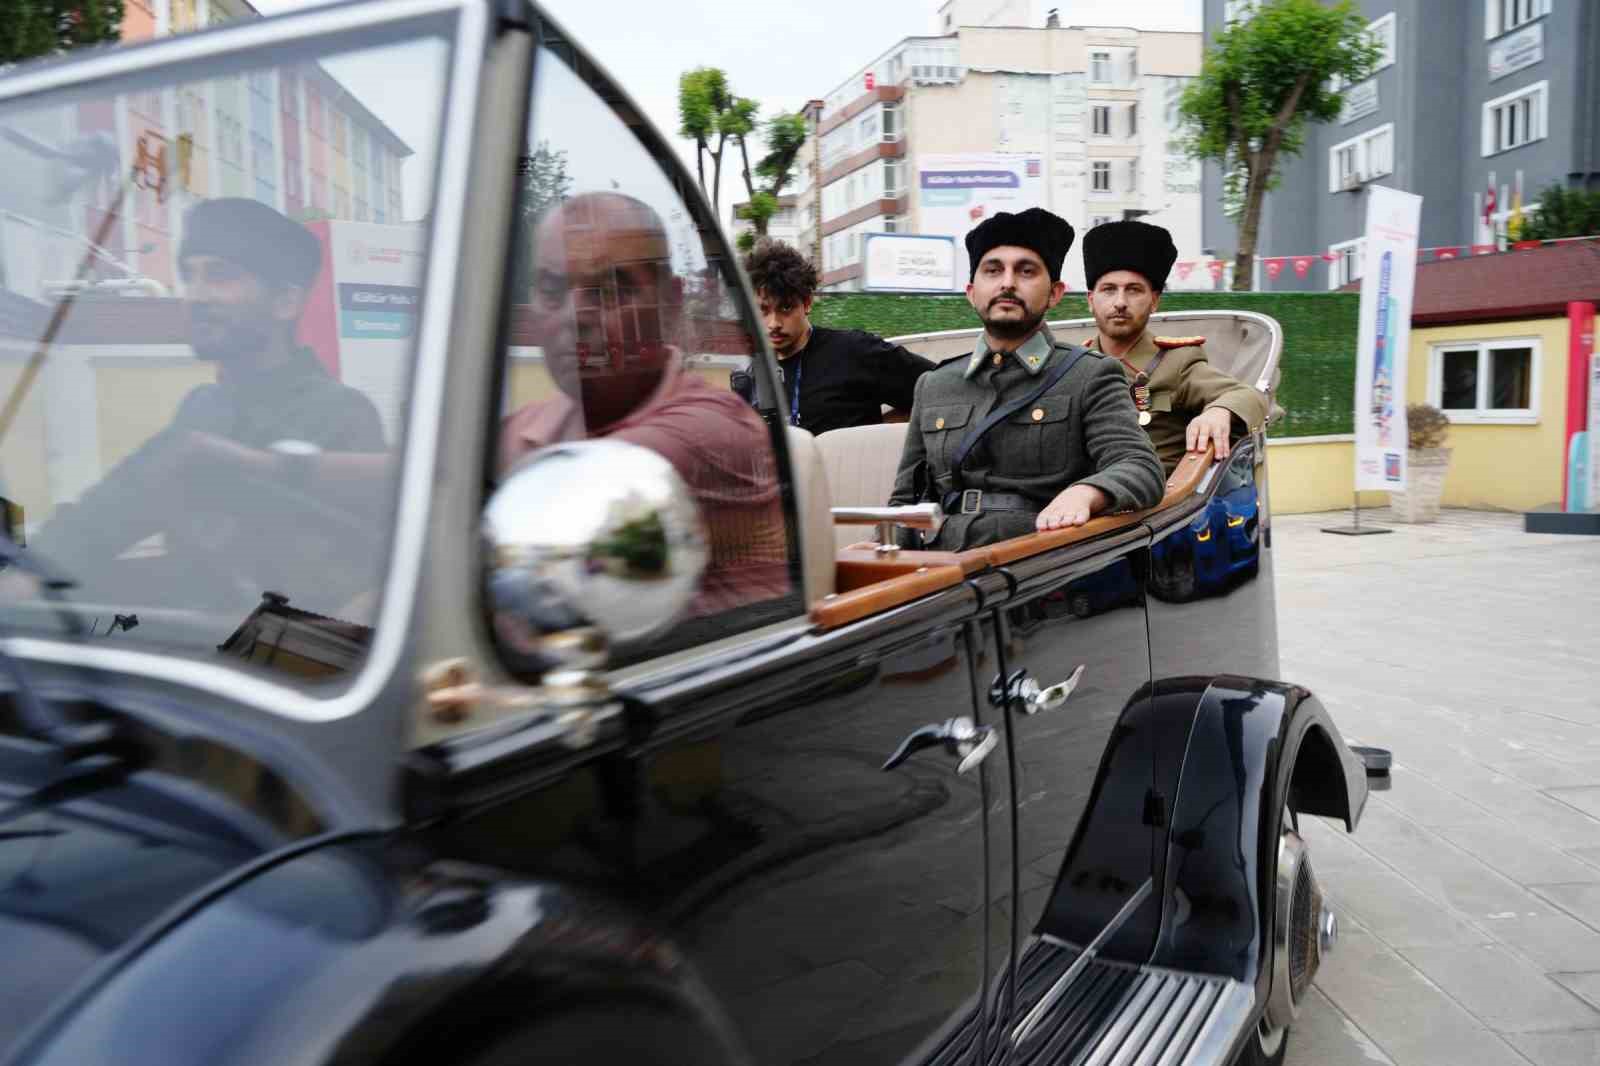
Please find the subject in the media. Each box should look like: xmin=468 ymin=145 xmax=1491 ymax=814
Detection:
xmin=1388 ymin=403 xmax=1452 ymax=523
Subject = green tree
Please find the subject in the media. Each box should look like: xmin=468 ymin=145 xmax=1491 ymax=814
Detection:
xmin=1179 ymin=0 xmax=1380 ymax=289
xmin=678 ymin=67 xmax=758 ymax=216
xmin=512 ymin=140 xmax=572 ymax=294
xmin=0 ymin=0 xmax=125 ymax=65
xmin=1518 ymin=184 xmax=1600 ymax=242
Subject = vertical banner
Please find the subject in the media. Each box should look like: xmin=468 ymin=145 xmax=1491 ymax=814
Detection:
xmin=1568 ymin=300 xmax=1593 ymax=508
xmin=1354 ymin=185 xmax=1423 ymax=491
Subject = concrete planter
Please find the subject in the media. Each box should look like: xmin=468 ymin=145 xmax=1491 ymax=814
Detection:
xmin=1388 ymin=447 xmax=1452 ymax=523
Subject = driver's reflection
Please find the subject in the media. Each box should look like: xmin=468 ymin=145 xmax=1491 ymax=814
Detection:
xmin=33 ymin=197 xmax=390 ymax=616
xmin=499 ymin=192 xmax=788 ymax=616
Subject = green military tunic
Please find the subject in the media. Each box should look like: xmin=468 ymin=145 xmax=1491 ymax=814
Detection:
xmin=1084 ymin=330 xmax=1270 ymax=473
xmin=889 ymin=325 xmax=1165 ymax=551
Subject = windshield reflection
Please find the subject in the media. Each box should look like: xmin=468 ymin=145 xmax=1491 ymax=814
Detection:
xmin=0 ymin=25 xmax=451 ymax=688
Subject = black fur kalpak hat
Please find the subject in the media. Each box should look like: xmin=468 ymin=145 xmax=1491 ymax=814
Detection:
xmin=1082 ymin=219 xmax=1179 ymax=292
xmin=179 ymin=197 xmax=322 ymax=288
xmin=965 ymin=207 xmax=1075 ymax=283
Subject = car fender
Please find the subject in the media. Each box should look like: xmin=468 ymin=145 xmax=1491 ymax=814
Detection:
xmin=16 ymin=835 xmax=747 ymax=1066
xmin=1148 ymin=676 xmax=1368 ymax=999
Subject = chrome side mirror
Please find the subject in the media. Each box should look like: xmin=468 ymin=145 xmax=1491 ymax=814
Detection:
xmin=483 ymin=440 xmax=708 ymax=679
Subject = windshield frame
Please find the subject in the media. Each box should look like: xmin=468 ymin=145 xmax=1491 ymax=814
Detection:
xmin=0 ymin=0 xmax=489 ymax=723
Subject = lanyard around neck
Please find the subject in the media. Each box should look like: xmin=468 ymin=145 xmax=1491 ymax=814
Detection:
xmin=785 ymin=356 xmax=803 ymax=427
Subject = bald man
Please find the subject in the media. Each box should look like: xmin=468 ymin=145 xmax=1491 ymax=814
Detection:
xmin=499 ymin=192 xmax=788 ymax=616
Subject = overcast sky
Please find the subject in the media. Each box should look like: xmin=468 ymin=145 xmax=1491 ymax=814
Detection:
xmin=255 ymin=0 xmax=1201 ymax=222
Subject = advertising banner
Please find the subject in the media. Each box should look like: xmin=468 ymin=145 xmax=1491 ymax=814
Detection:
xmin=917 ymin=153 xmax=1045 ymax=283
xmin=300 ymin=220 xmax=425 ymax=442
xmin=862 ymin=233 xmax=957 ymax=292
xmin=1354 ymin=185 xmax=1422 ymax=491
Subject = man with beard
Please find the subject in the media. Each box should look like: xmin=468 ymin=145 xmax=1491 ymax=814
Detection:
xmin=498 ymin=192 xmax=789 ymax=617
xmin=737 ymin=239 xmax=932 ymax=434
xmin=1079 ymin=220 xmax=1268 ymax=473
xmin=880 ymin=208 xmax=1163 ymax=552
xmin=33 ymin=197 xmax=387 ymax=610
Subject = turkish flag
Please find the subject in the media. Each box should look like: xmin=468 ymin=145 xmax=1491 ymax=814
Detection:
xmin=1207 ymin=260 xmax=1225 ymax=280
xmin=1435 ymin=247 xmax=1462 ymax=260
xmin=1265 ymin=258 xmax=1285 ymax=279
xmin=1175 ymin=261 xmax=1195 ymax=280
xmin=865 ymin=72 xmax=875 ymax=90
xmin=1292 ymin=256 xmax=1313 ymax=277
xmin=1320 ymin=252 xmax=1339 ymax=262
xmin=1471 ymin=244 xmax=1496 ymax=255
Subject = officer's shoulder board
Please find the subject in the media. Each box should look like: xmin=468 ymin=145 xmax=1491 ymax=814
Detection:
xmin=1153 ymin=335 xmax=1206 ymax=351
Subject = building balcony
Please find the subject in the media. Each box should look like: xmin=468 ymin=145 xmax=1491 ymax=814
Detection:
xmin=820 ymin=263 xmax=863 ymax=288
xmin=818 ymin=85 xmax=907 ymax=137
xmin=821 ymin=196 xmax=909 ymax=237
xmin=819 ymin=140 xmax=907 ymax=189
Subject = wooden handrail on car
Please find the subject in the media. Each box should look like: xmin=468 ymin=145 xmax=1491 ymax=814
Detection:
xmin=809 ymin=446 xmax=1215 ymax=630
xmin=985 ymin=444 xmax=1215 ymax=566
xmin=809 ymin=562 xmax=968 ymax=629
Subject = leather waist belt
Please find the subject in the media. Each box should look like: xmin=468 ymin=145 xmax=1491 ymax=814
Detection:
xmin=941 ymin=489 xmax=1039 ymax=516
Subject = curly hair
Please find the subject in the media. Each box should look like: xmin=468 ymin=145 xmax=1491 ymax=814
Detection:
xmin=742 ymin=238 xmax=819 ymax=306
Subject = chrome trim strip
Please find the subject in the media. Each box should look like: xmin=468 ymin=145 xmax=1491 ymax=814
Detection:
xmin=1013 ymin=877 xmax=1154 ymax=1046
xmin=1150 ymin=981 xmax=1226 ymax=1066
xmin=0 ymin=0 xmax=490 ymax=723
xmin=1087 ymin=974 xmax=1164 ymax=1064
xmin=1166 ymin=980 xmax=1253 ymax=1066
xmin=1106 ymin=974 xmax=1184 ymax=1066
xmin=1136 ymin=979 xmax=1204 ymax=1066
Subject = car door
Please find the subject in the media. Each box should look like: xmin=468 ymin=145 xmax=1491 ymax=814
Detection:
xmin=972 ymin=530 xmax=1161 ymax=1059
xmin=471 ymin=23 xmax=1003 ymax=1065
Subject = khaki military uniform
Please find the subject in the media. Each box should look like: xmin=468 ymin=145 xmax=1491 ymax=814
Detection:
xmin=888 ymin=325 xmax=1165 ymax=551
xmin=1084 ymin=330 xmax=1270 ymax=473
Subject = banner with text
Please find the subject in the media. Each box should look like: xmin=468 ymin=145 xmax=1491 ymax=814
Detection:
xmin=1354 ymin=186 xmax=1423 ymax=492
xmin=862 ymin=233 xmax=958 ymax=292
xmin=917 ymin=153 xmax=1045 ymax=286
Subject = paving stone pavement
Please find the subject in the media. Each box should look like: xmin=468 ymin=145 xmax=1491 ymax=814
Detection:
xmin=1274 ymin=509 xmax=1600 ymax=1066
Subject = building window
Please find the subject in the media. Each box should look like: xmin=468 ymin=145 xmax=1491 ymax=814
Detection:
xmin=1482 ymin=81 xmax=1546 ymax=155
xmin=1091 ymin=161 xmax=1111 ymax=192
xmin=1092 ymin=105 xmax=1111 ymax=136
xmin=882 ymin=102 xmax=900 ymax=142
xmin=1327 ymin=237 xmax=1364 ymax=289
xmin=1429 ymin=339 xmax=1539 ymax=421
xmin=883 ymin=215 xmax=900 ymax=233
xmin=1327 ymin=123 xmax=1394 ymax=191
xmin=1368 ymin=13 xmax=1397 ymax=70
xmin=1128 ymin=102 xmax=1137 ymax=136
xmin=1224 ymin=0 xmax=1260 ymax=24
xmin=1090 ymin=51 xmax=1111 ymax=83
xmin=883 ymin=159 xmax=902 ymax=197
xmin=1486 ymin=0 xmax=1549 ymax=39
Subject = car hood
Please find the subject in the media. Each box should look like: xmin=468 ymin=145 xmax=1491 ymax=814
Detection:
xmin=0 ymin=788 xmax=251 ymax=1055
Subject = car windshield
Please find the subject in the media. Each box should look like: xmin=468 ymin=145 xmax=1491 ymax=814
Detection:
xmin=0 ymin=15 xmax=454 ymax=691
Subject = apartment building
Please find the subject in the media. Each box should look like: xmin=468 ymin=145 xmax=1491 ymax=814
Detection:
xmin=794 ymin=1 xmax=1205 ymax=292
xmin=1203 ymin=0 xmax=1600 ymax=291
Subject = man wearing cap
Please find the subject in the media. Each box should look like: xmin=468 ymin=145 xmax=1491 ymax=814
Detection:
xmin=35 ymin=197 xmax=387 ymax=605
xmin=1080 ymin=220 xmax=1268 ymax=472
xmin=881 ymin=208 xmax=1164 ymax=551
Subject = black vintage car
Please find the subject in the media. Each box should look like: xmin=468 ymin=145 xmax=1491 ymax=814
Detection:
xmin=0 ymin=4 xmax=1384 ymax=1065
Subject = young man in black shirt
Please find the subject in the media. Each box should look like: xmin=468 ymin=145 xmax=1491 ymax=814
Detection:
xmin=737 ymin=240 xmax=933 ymax=435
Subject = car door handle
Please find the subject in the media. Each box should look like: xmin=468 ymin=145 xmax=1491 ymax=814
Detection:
xmin=881 ymin=717 xmax=998 ymax=775
xmin=990 ymin=664 xmax=1086 ymax=715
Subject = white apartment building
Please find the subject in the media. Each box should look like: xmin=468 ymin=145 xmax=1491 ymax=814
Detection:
xmin=796 ymin=4 xmax=1205 ymax=292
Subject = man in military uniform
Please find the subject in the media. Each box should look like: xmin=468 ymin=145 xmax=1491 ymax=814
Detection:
xmin=882 ymin=208 xmax=1164 ymax=552
xmin=1080 ymin=220 xmax=1268 ymax=473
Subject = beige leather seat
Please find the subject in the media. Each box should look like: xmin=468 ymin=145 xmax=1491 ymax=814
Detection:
xmin=814 ymin=422 xmax=910 ymax=551
xmin=784 ymin=426 xmax=839 ymax=604
xmin=887 ymin=311 xmax=1284 ymax=424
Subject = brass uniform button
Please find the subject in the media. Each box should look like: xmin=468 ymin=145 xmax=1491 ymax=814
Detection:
xmin=1031 ymin=408 xmax=1045 ymax=422
xmin=992 ymin=353 xmax=1004 ymax=366
xmin=935 ymin=417 xmax=946 ymax=429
